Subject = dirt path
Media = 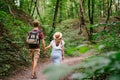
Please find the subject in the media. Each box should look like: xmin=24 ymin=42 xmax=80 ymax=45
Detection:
xmin=5 ymin=52 xmax=92 ymax=80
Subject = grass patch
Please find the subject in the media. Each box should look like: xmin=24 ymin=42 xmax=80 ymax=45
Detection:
xmin=78 ymin=46 xmax=90 ymax=53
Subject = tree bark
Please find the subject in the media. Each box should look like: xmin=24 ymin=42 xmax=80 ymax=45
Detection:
xmin=31 ymin=0 xmax=37 ymax=17
xmin=52 ymin=0 xmax=60 ymax=29
xmin=105 ymin=0 xmax=112 ymax=23
xmin=87 ymin=0 xmax=95 ymax=42
xmin=5 ymin=0 xmax=15 ymax=18
xmin=104 ymin=0 xmax=112 ymax=30
xmin=79 ymin=0 xmax=85 ymax=34
xmin=59 ymin=0 xmax=62 ymax=23
xmin=48 ymin=0 xmax=60 ymax=41
xmin=36 ymin=0 xmax=43 ymax=23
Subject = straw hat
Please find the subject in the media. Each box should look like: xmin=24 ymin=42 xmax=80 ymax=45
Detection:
xmin=53 ymin=32 xmax=62 ymax=39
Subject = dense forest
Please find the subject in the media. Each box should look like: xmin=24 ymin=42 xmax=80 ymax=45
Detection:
xmin=0 ymin=0 xmax=120 ymax=80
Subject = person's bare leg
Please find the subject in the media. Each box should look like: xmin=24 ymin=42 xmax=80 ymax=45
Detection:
xmin=31 ymin=54 xmax=39 ymax=78
xmin=30 ymin=50 xmax=35 ymax=77
xmin=32 ymin=60 xmax=34 ymax=73
xmin=32 ymin=60 xmax=37 ymax=75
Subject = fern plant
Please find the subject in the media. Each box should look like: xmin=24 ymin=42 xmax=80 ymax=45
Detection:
xmin=43 ymin=51 xmax=120 ymax=80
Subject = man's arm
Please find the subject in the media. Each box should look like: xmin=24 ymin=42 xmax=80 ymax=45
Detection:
xmin=41 ymin=38 xmax=45 ymax=50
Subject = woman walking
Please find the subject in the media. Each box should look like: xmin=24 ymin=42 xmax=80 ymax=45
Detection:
xmin=45 ymin=32 xmax=65 ymax=64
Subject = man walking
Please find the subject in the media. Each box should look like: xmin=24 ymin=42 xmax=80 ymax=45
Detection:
xmin=26 ymin=20 xmax=45 ymax=79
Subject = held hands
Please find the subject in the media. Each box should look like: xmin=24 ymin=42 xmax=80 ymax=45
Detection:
xmin=44 ymin=47 xmax=47 ymax=51
xmin=43 ymin=47 xmax=48 ymax=53
xmin=43 ymin=47 xmax=47 ymax=54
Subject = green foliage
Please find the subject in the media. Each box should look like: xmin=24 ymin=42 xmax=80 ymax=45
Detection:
xmin=43 ymin=64 xmax=72 ymax=80
xmin=0 ymin=0 xmax=119 ymax=79
xmin=44 ymin=51 xmax=120 ymax=80
xmin=66 ymin=44 xmax=90 ymax=56
xmin=85 ymin=22 xmax=120 ymax=52
xmin=55 ymin=19 xmax=86 ymax=56
xmin=47 ymin=20 xmax=120 ymax=80
xmin=0 ymin=1 xmax=8 ymax=12
xmin=0 ymin=11 xmax=9 ymax=23
xmin=78 ymin=45 xmax=90 ymax=53
xmin=66 ymin=47 xmax=79 ymax=56
xmin=108 ymin=75 xmax=120 ymax=80
xmin=0 ymin=11 xmax=31 ymax=78
xmin=92 ymin=22 xmax=120 ymax=52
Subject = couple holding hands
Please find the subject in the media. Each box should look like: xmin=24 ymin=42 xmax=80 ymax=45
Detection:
xmin=26 ymin=20 xmax=65 ymax=79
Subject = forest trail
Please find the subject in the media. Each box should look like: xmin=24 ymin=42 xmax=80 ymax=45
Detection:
xmin=5 ymin=52 xmax=92 ymax=80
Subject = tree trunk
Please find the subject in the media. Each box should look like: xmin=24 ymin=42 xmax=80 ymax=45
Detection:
xmin=90 ymin=0 xmax=94 ymax=41
xmin=5 ymin=0 xmax=15 ymax=18
xmin=49 ymin=0 xmax=60 ymax=41
xmin=88 ymin=0 xmax=92 ymax=41
xmin=79 ymin=0 xmax=85 ymax=34
xmin=28 ymin=0 xmax=33 ymax=14
xmin=118 ymin=0 xmax=120 ymax=9
xmin=30 ymin=0 xmax=43 ymax=23
xmin=88 ymin=0 xmax=95 ymax=42
xmin=79 ymin=0 xmax=90 ymax=40
xmin=59 ymin=0 xmax=62 ymax=23
xmin=36 ymin=0 xmax=43 ymax=23
xmin=102 ymin=0 xmax=105 ymax=17
xmin=91 ymin=0 xmax=94 ymax=24
xmin=31 ymin=1 xmax=36 ymax=17
xmin=104 ymin=0 xmax=112 ymax=30
xmin=52 ymin=0 xmax=60 ymax=29
xmin=88 ymin=0 xmax=91 ymax=23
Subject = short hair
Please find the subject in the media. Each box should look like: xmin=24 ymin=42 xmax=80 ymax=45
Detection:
xmin=32 ymin=20 xmax=39 ymax=27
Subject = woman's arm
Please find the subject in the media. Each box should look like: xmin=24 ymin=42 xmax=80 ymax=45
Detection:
xmin=45 ymin=44 xmax=52 ymax=50
xmin=61 ymin=46 xmax=64 ymax=60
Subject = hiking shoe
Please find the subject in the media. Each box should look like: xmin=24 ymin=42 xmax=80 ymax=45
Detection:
xmin=31 ymin=72 xmax=37 ymax=79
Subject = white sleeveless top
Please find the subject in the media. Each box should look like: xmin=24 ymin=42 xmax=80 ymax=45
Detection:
xmin=50 ymin=40 xmax=65 ymax=50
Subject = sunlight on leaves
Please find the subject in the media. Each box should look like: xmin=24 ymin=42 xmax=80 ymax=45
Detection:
xmin=71 ymin=73 xmax=88 ymax=80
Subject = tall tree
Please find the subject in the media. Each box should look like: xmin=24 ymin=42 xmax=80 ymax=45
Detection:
xmin=79 ymin=0 xmax=85 ymax=34
xmin=30 ymin=0 xmax=43 ymax=23
xmin=88 ymin=0 xmax=95 ymax=41
xmin=104 ymin=0 xmax=112 ymax=30
xmin=59 ymin=0 xmax=63 ymax=22
xmin=105 ymin=0 xmax=112 ymax=23
xmin=52 ymin=0 xmax=60 ymax=29
xmin=49 ymin=0 xmax=60 ymax=41
xmin=79 ymin=0 xmax=90 ymax=38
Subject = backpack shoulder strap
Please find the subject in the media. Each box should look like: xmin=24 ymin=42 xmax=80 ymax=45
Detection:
xmin=38 ymin=30 xmax=43 ymax=33
xmin=37 ymin=30 xmax=43 ymax=39
xmin=29 ymin=30 xmax=35 ymax=34
xmin=29 ymin=30 xmax=42 ymax=33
